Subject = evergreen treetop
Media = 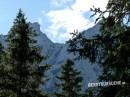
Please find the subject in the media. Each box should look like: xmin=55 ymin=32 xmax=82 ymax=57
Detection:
xmin=55 ymin=59 xmax=83 ymax=97
xmin=4 ymin=9 xmax=48 ymax=97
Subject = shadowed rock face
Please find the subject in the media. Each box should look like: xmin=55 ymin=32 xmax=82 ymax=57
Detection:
xmin=0 ymin=22 xmax=101 ymax=93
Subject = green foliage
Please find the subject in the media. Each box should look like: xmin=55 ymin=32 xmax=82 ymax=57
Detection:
xmin=67 ymin=0 xmax=130 ymax=97
xmin=0 ymin=9 xmax=49 ymax=97
xmin=83 ymin=88 xmax=97 ymax=97
xmin=55 ymin=59 xmax=83 ymax=97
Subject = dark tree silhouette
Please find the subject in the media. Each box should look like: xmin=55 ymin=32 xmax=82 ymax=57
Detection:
xmin=55 ymin=59 xmax=83 ymax=97
xmin=67 ymin=0 xmax=130 ymax=97
xmin=5 ymin=9 xmax=49 ymax=97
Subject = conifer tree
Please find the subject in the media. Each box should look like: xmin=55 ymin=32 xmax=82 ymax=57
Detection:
xmin=55 ymin=59 xmax=82 ymax=97
xmin=6 ymin=9 xmax=48 ymax=97
xmin=83 ymin=88 xmax=96 ymax=97
xmin=67 ymin=0 xmax=130 ymax=97
xmin=0 ymin=43 xmax=7 ymax=97
xmin=0 ymin=43 xmax=4 ymax=89
xmin=0 ymin=43 xmax=15 ymax=97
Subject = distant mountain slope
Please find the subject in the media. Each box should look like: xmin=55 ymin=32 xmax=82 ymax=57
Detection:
xmin=0 ymin=22 xmax=101 ymax=93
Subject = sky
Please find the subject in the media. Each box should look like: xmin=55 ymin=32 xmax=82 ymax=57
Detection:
xmin=0 ymin=0 xmax=108 ymax=43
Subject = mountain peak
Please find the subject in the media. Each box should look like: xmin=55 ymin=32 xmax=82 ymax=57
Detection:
xmin=29 ymin=22 xmax=41 ymax=32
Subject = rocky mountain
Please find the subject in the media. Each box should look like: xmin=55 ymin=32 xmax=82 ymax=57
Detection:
xmin=31 ymin=22 xmax=101 ymax=92
xmin=0 ymin=22 xmax=101 ymax=93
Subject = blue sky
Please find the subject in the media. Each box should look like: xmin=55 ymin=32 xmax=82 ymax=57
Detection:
xmin=0 ymin=0 xmax=108 ymax=43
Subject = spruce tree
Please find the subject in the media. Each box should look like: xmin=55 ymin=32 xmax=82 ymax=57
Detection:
xmin=55 ymin=59 xmax=82 ymax=97
xmin=0 ymin=43 xmax=4 ymax=90
xmin=0 ymin=43 xmax=7 ymax=97
xmin=6 ymin=9 xmax=48 ymax=97
xmin=83 ymin=88 xmax=96 ymax=97
xmin=67 ymin=0 xmax=130 ymax=97
xmin=0 ymin=43 xmax=15 ymax=97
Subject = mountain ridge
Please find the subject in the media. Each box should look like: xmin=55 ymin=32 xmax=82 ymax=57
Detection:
xmin=0 ymin=22 xmax=101 ymax=92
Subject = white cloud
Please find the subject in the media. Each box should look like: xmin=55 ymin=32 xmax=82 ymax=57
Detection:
xmin=73 ymin=0 xmax=108 ymax=12
xmin=46 ymin=8 xmax=91 ymax=41
xmin=41 ymin=0 xmax=109 ymax=43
